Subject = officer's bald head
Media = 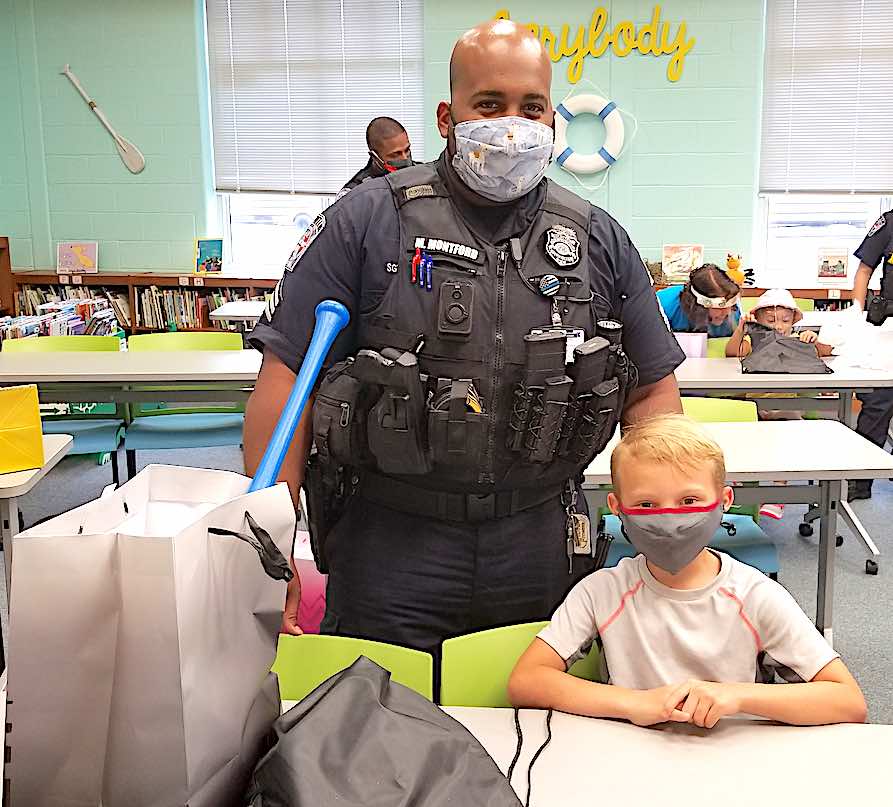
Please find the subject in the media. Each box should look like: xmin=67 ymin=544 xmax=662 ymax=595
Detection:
xmin=437 ymin=19 xmax=553 ymax=139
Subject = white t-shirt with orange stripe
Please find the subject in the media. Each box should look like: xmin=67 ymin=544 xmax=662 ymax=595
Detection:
xmin=538 ymin=551 xmax=838 ymax=690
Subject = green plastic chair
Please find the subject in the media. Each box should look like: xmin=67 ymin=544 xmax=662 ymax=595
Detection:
xmin=2 ymin=335 xmax=124 ymax=481
xmin=681 ymin=396 xmax=761 ymax=525
xmin=794 ymin=298 xmax=815 ymax=313
xmin=681 ymin=396 xmax=758 ymax=423
xmin=123 ymin=331 xmax=245 ymax=478
xmin=1 ymin=335 xmax=121 ymax=353
xmin=706 ymin=337 xmax=730 ymax=358
xmin=439 ymin=621 xmax=601 ymax=707
xmin=273 ymin=634 xmax=434 ymax=703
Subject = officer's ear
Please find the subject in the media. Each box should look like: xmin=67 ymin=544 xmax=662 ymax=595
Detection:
xmin=436 ymin=101 xmax=452 ymax=139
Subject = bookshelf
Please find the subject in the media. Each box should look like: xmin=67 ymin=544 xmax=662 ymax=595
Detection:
xmin=4 ymin=266 xmax=278 ymax=334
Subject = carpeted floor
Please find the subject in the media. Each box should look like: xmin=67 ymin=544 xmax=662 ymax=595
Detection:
xmin=5 ymin=446 xmax=893 ymax=722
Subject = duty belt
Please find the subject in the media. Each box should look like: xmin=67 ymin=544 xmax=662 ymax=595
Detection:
xmin=358 ymin=472 xmax=563 ymax=523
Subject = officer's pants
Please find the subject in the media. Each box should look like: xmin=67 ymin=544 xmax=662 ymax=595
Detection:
xmin=855 ymin=388 xmax=893 ymax=448
xmin=320 ymin=490 xmax=596 ymax=655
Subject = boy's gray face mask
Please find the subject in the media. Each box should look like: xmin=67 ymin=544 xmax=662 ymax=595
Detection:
xmin=619 ymin=502 xmax=723 ymax=574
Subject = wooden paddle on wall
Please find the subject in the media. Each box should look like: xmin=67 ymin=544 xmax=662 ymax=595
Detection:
xmin=61 ymin=64 xmax=146 ymax=174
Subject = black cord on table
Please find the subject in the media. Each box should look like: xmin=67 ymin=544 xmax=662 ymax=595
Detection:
xmin=506 ymin=708 xmax=554 ymax=807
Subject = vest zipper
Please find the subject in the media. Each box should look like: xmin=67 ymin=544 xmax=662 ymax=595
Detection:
xmin=482 ymin=246 xmax=507 ymax=485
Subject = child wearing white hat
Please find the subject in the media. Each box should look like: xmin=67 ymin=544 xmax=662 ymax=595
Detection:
xmin=725 ymin=288 xmax=831 ymax=358
xmin=725 ymin=289 xmax=832 ymax=520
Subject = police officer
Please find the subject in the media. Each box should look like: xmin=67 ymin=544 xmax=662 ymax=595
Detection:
xmin=848 ymin=208 xmax=893 ymax=500
xmin=340 ymin=116 xmax=415 ymax=194
xmin=244 ymin=20 xmax=685 ymax=653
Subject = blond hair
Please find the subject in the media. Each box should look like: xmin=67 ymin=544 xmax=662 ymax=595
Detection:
xmin=610 ymin=414 xmax=726 ymax=492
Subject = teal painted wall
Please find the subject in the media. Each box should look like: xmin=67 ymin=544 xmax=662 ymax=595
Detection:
xmin=0 ymin=0 xmax=212 ymax=271
xmin=423 ymin=0 xmax=765 ymax=266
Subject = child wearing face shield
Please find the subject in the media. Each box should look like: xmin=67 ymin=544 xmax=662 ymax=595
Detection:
xmin=508 ymin=415 xmax=866 ymax=728
xmin=656 ymin=264 xmax=742 ymax=337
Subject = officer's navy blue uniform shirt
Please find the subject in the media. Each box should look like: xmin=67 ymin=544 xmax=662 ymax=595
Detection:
xmin=249 ymin=155 xmax=684 ymax=390
xmin=855 ymin=210 xmax=893 ymax=269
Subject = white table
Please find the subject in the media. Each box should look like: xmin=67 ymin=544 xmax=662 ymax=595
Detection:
xmin=675 ymin=356 xmax=893 ymax=567
xmin=675 ymin=356 xmax=893 ymax=422
xmin=0 ymin=434 xmax=72 ymax=673
xmin=209 ymin=300 xmax=266 ymax=323
xmin=448 ymin=707 xmax=893 ymax=806
xmin=584 ymin=420 xmax=893 ymax=641
xmin=0 ymin=350 xmax=262 ymax=405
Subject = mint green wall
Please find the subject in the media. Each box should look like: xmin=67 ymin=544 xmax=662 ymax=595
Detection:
xmin=0 ymin=0 xmax=212 ymax=271
xmin=423 ymin=0 xmax=765 ymax=266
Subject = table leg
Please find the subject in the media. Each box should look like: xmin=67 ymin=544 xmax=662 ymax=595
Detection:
xmin=0 ymin=498 xmax=16 ymax=612
xmin=816 ymin=479 xmax=841 ymax=642
xmin=837 ymin=389 xmax=854 ymax=427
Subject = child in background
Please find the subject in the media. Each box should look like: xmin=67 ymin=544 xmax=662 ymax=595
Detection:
xmin=657 ymin=264 xmax=742 ymax=337
xmin=725 ymin=288 xmax=833 ymax=519
xmin=725 ymin=288 xmax=833 ymax=359
xmin=508 ymin=415 xmax=866 ymax=728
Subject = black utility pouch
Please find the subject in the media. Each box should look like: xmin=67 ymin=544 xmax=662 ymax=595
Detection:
xmin=570 ymin=378 xmax=620 ymax=463
xmin=314 ymin=370 xmax=368 ymax=467
xmin=428 ymin=379 xmax=486 ymax=468
xmin=303 ymin=454 xmax=352 ymax=574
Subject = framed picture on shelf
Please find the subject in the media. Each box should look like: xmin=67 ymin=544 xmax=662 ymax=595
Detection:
xmin=817 ymin=248 xmax=849 ymax=283
xmin=661 ymin=244 xmax=704 ymax=284
xmin=56 ymin=241 xmax=98 ymax=274
xmin=195 ymin=238 xmax=224 ymax=274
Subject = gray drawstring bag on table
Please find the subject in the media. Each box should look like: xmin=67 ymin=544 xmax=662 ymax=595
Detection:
xmin=740 ymin=322 xmax=832 ymax=374
xmin=244 ymin=656 xmax=522 ymax=806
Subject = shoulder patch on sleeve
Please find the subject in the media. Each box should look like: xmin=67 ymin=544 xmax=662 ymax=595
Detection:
xmin=868 ymin=214 xmax=886 ymax=238
xmin=404 ymin=184 xmax=434 ymax=201
xmin=284 ymin=213 xmax=326 ymax=272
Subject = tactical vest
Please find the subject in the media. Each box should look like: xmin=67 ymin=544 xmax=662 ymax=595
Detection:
xmin=313 ymin=163 xmax=634 ymax=500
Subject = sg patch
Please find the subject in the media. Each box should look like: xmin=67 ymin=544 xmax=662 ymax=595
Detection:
xmin=868 ymin=215 xmax=886 ymax=238
xmin=285 ymin=213 xmax=326 ymax=271
xmin=544 ymin=224 xmax=580 ymax=268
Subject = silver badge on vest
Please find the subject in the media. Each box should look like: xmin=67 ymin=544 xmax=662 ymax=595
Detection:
xmin=544 ymin=224 xmax=580 ymax=268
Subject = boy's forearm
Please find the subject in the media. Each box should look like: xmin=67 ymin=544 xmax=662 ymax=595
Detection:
xmin=733 ymin=681 xmax=867 ymax=725
xmin=508 ymin=666 xmax=635 ymax=720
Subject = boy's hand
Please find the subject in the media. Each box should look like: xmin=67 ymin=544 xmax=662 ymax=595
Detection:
xmin=677 ymin=681 xmax=742 ymax=728
xmin=627 ymin=682 xmax=693 ymax=726
xmin=799 ymin=329 xmax=818 ymax=344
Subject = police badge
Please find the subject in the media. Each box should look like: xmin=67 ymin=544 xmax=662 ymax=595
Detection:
xmin=544 ymin=224 xmax=580 ymax=268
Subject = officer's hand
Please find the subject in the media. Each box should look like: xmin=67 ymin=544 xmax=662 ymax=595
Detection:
xmin=280 ymin=565 xmax=304 ymax=635
xmin=799 ymin=330 xmax=818 ymax=344
xmin=626 ymin=682 xmax=693 ymax=726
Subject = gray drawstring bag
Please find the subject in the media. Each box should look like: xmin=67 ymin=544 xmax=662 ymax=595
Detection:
xmin=245 ymin=656 xmax=522 ymax=806
xmin=740 ymin=322 xmax=832 ymax=374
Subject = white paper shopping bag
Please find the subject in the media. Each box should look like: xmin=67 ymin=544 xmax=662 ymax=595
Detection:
xmin=8 ymin=464 xmax=296 ymax=807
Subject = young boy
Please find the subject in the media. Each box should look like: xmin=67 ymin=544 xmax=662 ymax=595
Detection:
xmin=508 ymin=415 xmax=866 ymax=727
xmin=725 ymin=288 xmax=833 ymax=358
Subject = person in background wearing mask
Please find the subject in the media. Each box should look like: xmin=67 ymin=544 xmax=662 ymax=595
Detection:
xmin=657 ymin=264 xmax=742 ymax=337
xmin=848 ymin=209 xmax=893 ymax=500
xmin=340 ymin=116 xmax=415 ymax=194
xmin=244 ymin=19 xmax=684 ymax=652
xmin=509 ymin=415 xmax=866 ymax=728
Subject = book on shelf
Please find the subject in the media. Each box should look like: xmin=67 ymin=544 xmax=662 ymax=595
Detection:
xmin=134 ymin=286 xmax=247 ymax=331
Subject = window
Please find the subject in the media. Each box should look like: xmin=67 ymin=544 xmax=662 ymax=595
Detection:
xmin=760 ymin=0 xmax=893 ymax=194
xmin=205 ymin=0 xmax=424 ymax=195
xmin=222 ymin=192 xmax=335 ymax=277
xmin=754 ymin=194 xmax=891 ymax=288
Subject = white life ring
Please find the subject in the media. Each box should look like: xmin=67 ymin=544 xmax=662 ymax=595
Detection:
xmin=553 ymin=94 xmax=625 ymax=175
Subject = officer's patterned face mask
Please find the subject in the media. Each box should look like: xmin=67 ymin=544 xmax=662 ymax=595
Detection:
xmin=451 ymin=116 xmax=554 ymax=202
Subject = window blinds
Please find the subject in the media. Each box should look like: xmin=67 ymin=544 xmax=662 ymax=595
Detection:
xmin=760 ymin=0 xmax=893 ymax=194
xmin=205 ymin=0 xmax=424 ymax=194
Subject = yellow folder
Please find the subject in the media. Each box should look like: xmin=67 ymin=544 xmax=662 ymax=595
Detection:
xmin=0 ymin=384 xmax=44 ymax=474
